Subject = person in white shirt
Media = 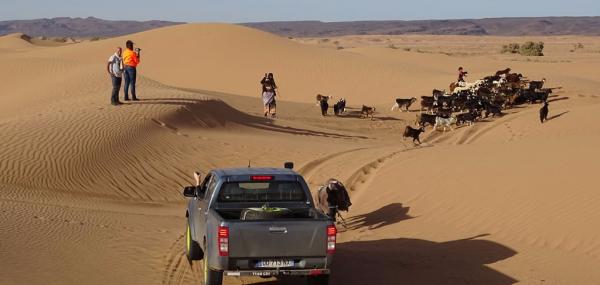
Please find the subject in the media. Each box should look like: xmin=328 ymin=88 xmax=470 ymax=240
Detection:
xmin=107 ymin=47 xmax=124 ymax=105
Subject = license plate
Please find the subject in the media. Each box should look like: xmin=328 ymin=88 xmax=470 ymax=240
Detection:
xmin=256 ymin=260 xmax=294 ymax=268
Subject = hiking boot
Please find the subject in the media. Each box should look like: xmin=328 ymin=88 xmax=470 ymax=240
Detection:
xmin=132 ymin=98 xmax=140 ymax=101
xmin=124 ymin=98 xmax=130 ymax=101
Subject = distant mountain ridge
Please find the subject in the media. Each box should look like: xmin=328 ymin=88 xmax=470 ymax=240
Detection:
xmin=242 ymin=17 xmax=600 ymax=37
xmin=2 ymin=17 xmax=600 ymax=38
xmin=0 ymin=17 xmax=182 ymax=37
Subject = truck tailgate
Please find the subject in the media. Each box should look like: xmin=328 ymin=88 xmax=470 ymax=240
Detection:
xmin=229 ymin=220 xmax=328 ymax=258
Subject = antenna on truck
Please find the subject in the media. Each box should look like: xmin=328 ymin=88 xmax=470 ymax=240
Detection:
xmin=248 ymin=160 xmax=251 ymax=168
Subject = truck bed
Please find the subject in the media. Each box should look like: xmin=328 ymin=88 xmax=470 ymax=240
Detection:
xmin=212 ymin=208 xmax=331 ymax=258
xmin=215 ymin=208 xmax=320 ymax=220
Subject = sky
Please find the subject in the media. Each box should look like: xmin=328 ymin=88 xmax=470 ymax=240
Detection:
xmin=1 ymin=0 xmax=599 ymax=23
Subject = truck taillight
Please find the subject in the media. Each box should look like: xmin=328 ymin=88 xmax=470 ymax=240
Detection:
xmin=326 ymin=225 xmax=337 ymax=254
xmin=218 ymin=226 xmax=229 ymax=256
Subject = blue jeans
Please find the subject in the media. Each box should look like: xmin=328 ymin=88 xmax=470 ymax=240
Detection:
xmin=123 ymin=66 xmax=137 ymax=100
xmin=111 ymin=75 xmax=122 ymax=104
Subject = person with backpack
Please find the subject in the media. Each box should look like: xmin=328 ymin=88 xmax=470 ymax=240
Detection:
xmin=122 ymin=40 xmax=141 ymax=101
xmin=107 ymin=47 xmax=123 ymax=106
xmin=260 ymin=73 xmax=278 ymax=118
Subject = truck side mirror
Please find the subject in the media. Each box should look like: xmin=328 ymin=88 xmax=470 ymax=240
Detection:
xmin=183 ymin=186 xmax=197 ymax=197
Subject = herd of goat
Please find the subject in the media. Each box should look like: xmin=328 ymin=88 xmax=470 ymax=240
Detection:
xmin=315 ymin=94 xmax=376 ymax=119
xmin=315 ymin=68 xmax=557 ymax=144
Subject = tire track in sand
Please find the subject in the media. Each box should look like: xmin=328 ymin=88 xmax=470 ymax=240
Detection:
xmin=345 ymin=145 xmax=433 ymax=196
xmin=458 ymin=107 xmax=537 ymax=145
xmin=161 ymin=233 xmax=189 ymax=285
xmin=297 ymin=148 xmax=366 ymax=181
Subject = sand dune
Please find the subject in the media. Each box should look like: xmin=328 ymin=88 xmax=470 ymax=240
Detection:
xmin=0 ymin=33 xmax=35 ymax=51
xmin=1 ymin=23 xmax=600 ymax=285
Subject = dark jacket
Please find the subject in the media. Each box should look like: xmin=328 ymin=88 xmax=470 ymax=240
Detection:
xmin=261 ymin=77 xmax=277 ymax=93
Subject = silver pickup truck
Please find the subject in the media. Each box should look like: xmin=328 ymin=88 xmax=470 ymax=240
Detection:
xmin=183 ymin=164 xmax=336 ymax=285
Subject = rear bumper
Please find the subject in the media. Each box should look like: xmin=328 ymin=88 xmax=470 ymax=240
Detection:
xmin=225 ymin=268 xmax=330 ymax=277
xmin=212 ymin=256 xmax=332 ymax=271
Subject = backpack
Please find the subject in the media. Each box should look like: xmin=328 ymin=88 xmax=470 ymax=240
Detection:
xmin=110 ymin=55 xmax=123 ymax=76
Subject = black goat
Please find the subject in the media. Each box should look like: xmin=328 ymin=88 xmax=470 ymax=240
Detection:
xmin=540 ymin=101 xmax=549 ymax=123
xmin=421 ymin=96 xmax=435 ymax=113
xmin=403 ymin=126 xmax=425 ymax=144
xmin=392 ymin=97 xmax=417 ymax=112
xmin=456 ymin=110 xmax=481 ymax=126
xmin=333 ymin=98 xmax=346 ymax=115
xmin=416 ymin=113 xmax=437 ymax=127
xmin=483 ymin=101 xmax=503 ymax=118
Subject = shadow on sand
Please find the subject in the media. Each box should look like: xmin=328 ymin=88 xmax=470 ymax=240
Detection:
xmin=133 ymin=98 xmax=369 ymax=139
xmin=547 ymin=110 xmax=569 ymax=121
xmin=252 ymin=234 xmax=517 ymax=285
xmin=337 ymin=110 xmax=402 ymax=121
xmin=250 ymin=204 xmax=516 ymax=285
xmin=547 ymin=96 xmax=570 ymax=103
xmin=345 ymin=203 xmax=414 ymax=230
xmin=331 ymin=234 xmax=517 ymax=285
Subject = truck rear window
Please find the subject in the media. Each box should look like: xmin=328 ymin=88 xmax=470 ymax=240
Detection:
xmin=217 ymin=181 xmax=306 ymax=202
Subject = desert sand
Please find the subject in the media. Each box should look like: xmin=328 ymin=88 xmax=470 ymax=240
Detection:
xmin=1 ymin=23 xmax=600 ymax=285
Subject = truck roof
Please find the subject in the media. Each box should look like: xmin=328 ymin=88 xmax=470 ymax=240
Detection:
xmin=213 ymin=167 xmax=299 ymax=177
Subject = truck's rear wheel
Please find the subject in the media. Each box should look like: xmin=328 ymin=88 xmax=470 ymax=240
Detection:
xmin=307 ymin=275 xmax=330 ymax=285
xmin=186 ymin=221 xmax=202 ymax=261
xmin=202 ymin=245 xmax=223 ymax=285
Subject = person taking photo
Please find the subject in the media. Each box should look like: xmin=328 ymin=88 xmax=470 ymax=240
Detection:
xmin=122 ymin=40 xmax=141 ymax=101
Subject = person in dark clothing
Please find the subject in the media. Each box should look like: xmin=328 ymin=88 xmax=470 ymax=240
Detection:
xmin=260 ymin=73 xmax=278 ymax=118
xmin=122 ymin=40 xmax=141 ymax=101
xmin=107 ymin=47 xmax=123 ymax=106
xmin=458 ymin=66 xmax=468 ymax=83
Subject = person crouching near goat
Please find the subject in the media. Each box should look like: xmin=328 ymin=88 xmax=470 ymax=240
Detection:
xmin=260 ymin=73 xmax=278 ymax=118
xmin=458 ymin=66 xmax=468 ymax=83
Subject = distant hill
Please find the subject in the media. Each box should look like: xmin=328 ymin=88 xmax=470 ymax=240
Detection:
xmin=242 ymin=17 xmax=600 ymax=37
xmin=0 ymin=17 xmax=182 ymax=37
xmin=3 ymin=16 xmax=600 ymax=38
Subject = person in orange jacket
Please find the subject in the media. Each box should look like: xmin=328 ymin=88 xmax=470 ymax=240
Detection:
xmin=122 ymin=40 xmax=140 ymax=101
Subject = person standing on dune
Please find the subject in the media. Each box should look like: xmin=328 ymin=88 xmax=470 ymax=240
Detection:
xmin=107 ymin=47 xmax=123 ymax=106
xmin=122 ymin=40 xmax=141 ymax=101
xmin=260 ymin=73 xmax=278 ymax=118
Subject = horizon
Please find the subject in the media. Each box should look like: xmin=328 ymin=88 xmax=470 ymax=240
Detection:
xmin=2 ymin=15 xmax=600 ymax=24
xmin=2 ymin=0 xmax=599 ymax=23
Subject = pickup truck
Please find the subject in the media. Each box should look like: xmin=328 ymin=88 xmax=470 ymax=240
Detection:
xmin=183 ymin=164 xmax=336 ymax=285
